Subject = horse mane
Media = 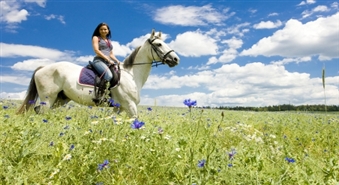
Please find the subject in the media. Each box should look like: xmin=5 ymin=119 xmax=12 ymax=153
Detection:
xmin=123 ymin=46 xmax=141 ymax=69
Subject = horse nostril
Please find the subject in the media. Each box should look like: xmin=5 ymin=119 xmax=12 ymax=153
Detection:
xmin=174 ymin=57 xmax=178 ymax=62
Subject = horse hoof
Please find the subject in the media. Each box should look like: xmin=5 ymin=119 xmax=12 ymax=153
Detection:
xmin=34 ymin=105 xmax=41 ymax=114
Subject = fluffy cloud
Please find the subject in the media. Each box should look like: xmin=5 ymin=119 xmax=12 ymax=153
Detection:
xmin=153 ymin=5 xmax=232 ymax=26
xmin=169 ymin=31 xmax=218 ymax=57
xmin=253 ymin=20 xmax=283 ymax=29
xmin=142 ymin=62 xmax=338 ymax=107
xmin=240 ymin=13 xmax=339 ymax=60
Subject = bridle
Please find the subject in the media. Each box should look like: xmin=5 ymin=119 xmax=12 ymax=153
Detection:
xmin=131 ymin=38 xmax=175 ymax=67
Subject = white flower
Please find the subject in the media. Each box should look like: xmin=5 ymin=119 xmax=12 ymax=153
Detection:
xmin=63 ymin=154 xmax=72 ymax=161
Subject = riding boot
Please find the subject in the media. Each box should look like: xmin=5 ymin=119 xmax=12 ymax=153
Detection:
xmin=93 ymin=79 xmax=108 ymax=105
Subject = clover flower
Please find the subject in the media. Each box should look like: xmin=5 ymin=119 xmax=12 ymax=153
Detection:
xmin=183 ymin=99 xmax=197 ymax=108
xmin=131 ymin=119 xmax=145 ymax=129
xmin=197 ymin=159 xmax=206 ymax=168
xmin=97 ymin=160 xmax=109 ymax=171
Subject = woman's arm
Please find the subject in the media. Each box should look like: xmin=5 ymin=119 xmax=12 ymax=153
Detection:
xmin=109 ymin=50 xmax=120 ymax=64
xmin=92 ymin=36 xmax=110 ymax=62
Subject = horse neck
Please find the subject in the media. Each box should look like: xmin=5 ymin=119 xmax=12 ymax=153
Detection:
xmin=131 ymin=46 xmax=152 ymax=90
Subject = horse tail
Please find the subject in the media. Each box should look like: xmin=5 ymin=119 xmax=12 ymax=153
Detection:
xmin=16 ymin=66 xmax=44 ymax=114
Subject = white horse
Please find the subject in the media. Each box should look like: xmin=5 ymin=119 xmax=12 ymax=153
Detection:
xmin=17 ymin=30 xmax=180 ymax=117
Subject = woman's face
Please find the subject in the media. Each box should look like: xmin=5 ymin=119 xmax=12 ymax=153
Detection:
xmin=99 ymin=25 xmax=109 ymax=37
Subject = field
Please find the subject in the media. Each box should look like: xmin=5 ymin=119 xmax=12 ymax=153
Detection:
xmin=0 ymin=99 xmax=338 ymax=185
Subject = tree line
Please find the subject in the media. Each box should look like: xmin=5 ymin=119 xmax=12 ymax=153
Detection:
xmin=211 ymin=104 xmax=339 ymax=112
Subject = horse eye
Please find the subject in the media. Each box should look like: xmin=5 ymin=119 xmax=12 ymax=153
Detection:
xmin=157 ymin=43 xmax=162 ymax=47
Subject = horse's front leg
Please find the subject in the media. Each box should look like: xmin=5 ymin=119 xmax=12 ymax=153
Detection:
xmin=126 ymin=102 xmax=138 ymax=119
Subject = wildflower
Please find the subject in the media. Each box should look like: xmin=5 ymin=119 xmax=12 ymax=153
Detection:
xmin=97 ymin=160 xmax=109 ymax=171
xmin=228 ymin=149 xmax=237 ymax=160
xmin=65 ymin=116 xmax=72 ymax=120
xmin=40 ymin=102 xmax=47 ymax=105
xmin=228 ymin=163 xmax=233 ymax=167
xmin=49 ymin=141 xmax=54 ymax=146
xmin=285 ymin=157 xmax=295 ymax=163
xmin=43 ymin=119 xmax=48 ymax=123
xmin=183 ymin=99 xmax=197 ymax=108
xmin=49 ymin=169 xmax=60 ymax=178
xmin=158 ymin=127 xmax=164 ymax=134
xmin=131 ymin=119 xmax=145 ymax=129
xmin=3 ymin=106 xmax=8 ymax=109
xmin=28 ymin=100 xmax=36 ymax=104
xmin=69 ymin=144 xmax=75 ymax=150
xmin=147 ymin=107 xmax=152 ymax=111
xmin=197 ymin=159 xmax=206 ymax=168
xmin=59 ymin=132 xmax=64 ymax=137
xmin=63 ymin=154 xmax=72 ymax=161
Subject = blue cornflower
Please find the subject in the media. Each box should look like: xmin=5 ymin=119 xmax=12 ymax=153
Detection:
xmin=40 ymin=102 xmax=46 ymax=105
xmin=147 ymin=107 xmax=152 ymax=111
xmin=197 ymin=159 xmax=206 ymax=168
xmin=49 ymin=141 xmax=54 ymax=146
xmin=183 ymin=99 xmax=197 ymax=108
xmin=3 ymin=106 xmax=8 ymax=109
xmin=131 ymin=119 xmax=145 ymax=129
xmin=285 ymin=157 xmax=296 ymax=163
xmin=97 ymin=160 xmax=109 ymax=171
xmin=228 ymin=149 xmax=236 ymax=160
xmin=70 ymin=144 xmax=75 ymax=150
xmin=43 ymin=119 xmax=48 ymax=123
xmin=228 ymin=163 xmax=233 ymax=167
xmin=59 ymin=132 xmax=64 ymax=137
xmin=65 ymin=116 xmax=72 ymax=120
xmin=28 ymin=100 xmax=36 ymax=104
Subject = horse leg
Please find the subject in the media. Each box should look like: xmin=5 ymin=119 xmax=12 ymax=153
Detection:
xmin=126 ymin=102 xmax=138 ymax=118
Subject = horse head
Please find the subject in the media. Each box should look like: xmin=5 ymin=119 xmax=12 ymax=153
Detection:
xmin=147 ymin=29 xmax=180 ymax=67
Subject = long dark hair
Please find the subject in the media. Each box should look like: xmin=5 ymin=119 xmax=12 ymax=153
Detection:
xmin=92 ymin=22 xmax=111 ymax=39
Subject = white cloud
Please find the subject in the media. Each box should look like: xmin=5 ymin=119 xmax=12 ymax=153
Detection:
xmin=298 ymin=0 xmax=316 ymax=6
xmin=302 ymin=5 xmax=330 ymax=18
xmin=0 ymin=1 xmax=29 ymax=23
xmin=253 ymin=20 xmax=283 ymax=29
xmin=153 ymin=5 xmax=232 ymax=26
xmin=0 ymin=43 xmax=72 ymax=60
xmin=24 ymin=0 xmax=46 ymax=7
xmin=45 ymin=14 xmax=66 ymax=24
xmin=240 ymin=12 xmax=339 ymax=60
xmin=11 ymin=58 xmax=55 ymax=71
xmin=169 ymin=31 xmax=218 ymax=57
xmin=270 ymin=57 xmax=312 ymax=65
xmin=141 ymin=62 xmax=339 ymax=107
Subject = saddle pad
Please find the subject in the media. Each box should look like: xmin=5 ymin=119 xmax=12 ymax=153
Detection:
xmin=78 ymin=68 xmax=95 ymax=87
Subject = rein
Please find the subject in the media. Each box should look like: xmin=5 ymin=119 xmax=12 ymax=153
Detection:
xmin=128 ymin=38 xmax=174 ymax=67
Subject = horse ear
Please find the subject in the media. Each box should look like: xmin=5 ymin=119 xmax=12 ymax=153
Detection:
xmin=158 ymin=31 xmax=162 ymax=38
xmin=150 ymin=29 xmax=155 ymax=38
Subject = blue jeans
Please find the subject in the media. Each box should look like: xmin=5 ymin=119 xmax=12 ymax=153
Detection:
xmin=91 ymin=58 xmax=113 ymax=81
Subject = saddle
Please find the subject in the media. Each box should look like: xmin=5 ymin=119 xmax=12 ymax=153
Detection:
xmin=86 ymin=61 xmax=121 ymax=105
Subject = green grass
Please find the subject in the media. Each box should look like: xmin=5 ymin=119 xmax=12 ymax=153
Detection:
xmin=0 ymin=100 xmax=338 ymax=184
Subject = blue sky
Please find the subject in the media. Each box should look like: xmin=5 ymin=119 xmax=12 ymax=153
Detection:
xmin=1 ymin=0 xmax=338 ymax=107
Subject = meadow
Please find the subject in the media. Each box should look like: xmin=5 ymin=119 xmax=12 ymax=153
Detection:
xmin=0 ymin=99 xmax=338 ymax=185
